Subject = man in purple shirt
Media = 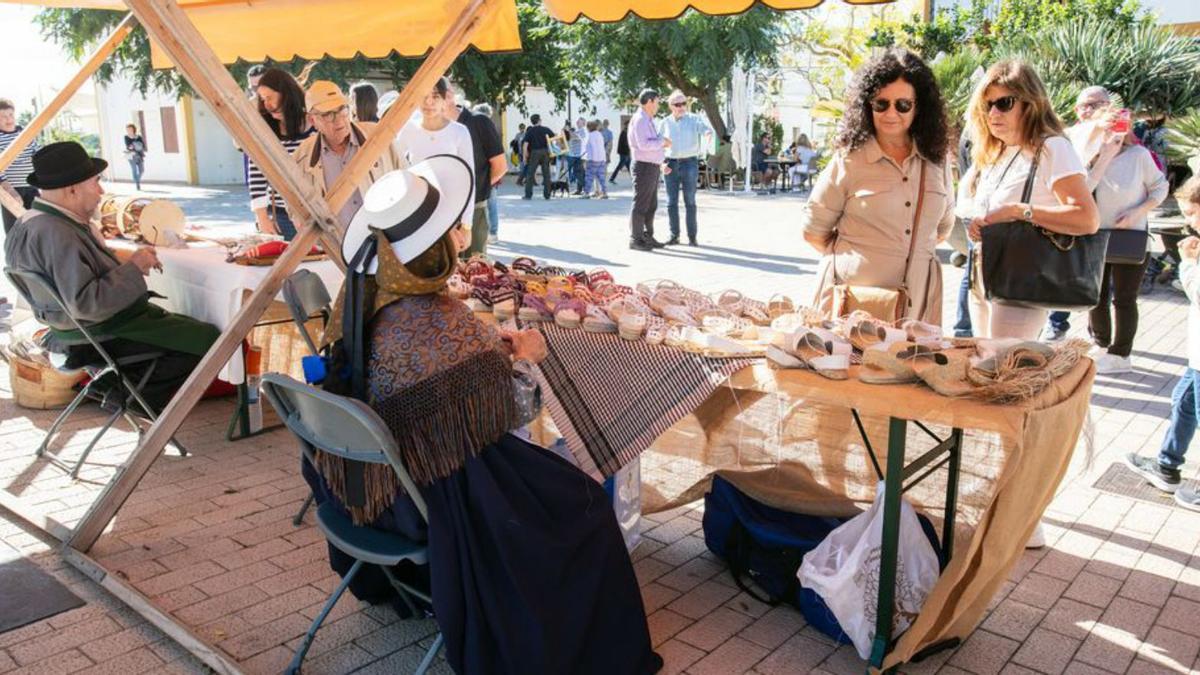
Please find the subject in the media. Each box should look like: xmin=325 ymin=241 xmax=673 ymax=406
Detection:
xmin=627 ymin=88 xmax=670 ymax=251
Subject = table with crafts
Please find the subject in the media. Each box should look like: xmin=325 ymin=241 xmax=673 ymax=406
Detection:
xmin=144 ymin=243 xmax=342 ymax=434
xmin=530 ymin=321 xmax=1095 ymax=671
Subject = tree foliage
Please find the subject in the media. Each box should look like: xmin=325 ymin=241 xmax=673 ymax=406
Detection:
xmin=567 ymin=7 xmax=784 ymax=138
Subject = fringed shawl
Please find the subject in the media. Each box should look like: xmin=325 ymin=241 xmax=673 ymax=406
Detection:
xmin=319 ymin=231 xmax=521 ymax=524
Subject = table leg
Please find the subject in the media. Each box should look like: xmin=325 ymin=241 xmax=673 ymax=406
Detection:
xmin=869 ymin=417 xmax=908 ymax=671
xmin=943 ymin=428 xmax=963 ymax=561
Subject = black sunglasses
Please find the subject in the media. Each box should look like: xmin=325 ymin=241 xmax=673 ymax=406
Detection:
xmin=871 ymin=98 xmax=914 ymax=114
xmin=986 ymin=96 xmax=1019 ymax=113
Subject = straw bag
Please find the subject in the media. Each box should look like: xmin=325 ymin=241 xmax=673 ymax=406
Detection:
xmin=7 ymin=352 xmax=84 ymax=409
xmin=830 ymin=162 xmax=927 ymax=322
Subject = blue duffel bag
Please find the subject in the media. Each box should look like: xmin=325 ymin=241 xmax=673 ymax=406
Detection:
xmin=702 ymin=474 xmax=944 ymax=644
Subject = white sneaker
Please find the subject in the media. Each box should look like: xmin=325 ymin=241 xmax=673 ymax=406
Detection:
xmin=487 ymin=234 xmax=498 ymax=244
xmin=1094 ymin=353 xmax=1133 ymax=374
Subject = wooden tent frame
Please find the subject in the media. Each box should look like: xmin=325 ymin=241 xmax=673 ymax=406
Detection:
xmin=0 ymin=1 xmax=503 ymax=670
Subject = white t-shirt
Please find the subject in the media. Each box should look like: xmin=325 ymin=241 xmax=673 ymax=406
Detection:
xmin=1094 ymin=144 xmax=1169 ymax=231
xmin=394 ymin=119 xmax=476 ymax=208
xmin=956 ymin=136 xmax=1085 ymax=220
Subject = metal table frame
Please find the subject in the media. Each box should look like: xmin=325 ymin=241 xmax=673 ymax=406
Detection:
xmin=849 ymin=410 xmax=963 ymax=671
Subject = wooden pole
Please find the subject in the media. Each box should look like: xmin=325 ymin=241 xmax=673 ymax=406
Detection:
xmin=0 ymin=14 xmax=135 ymax=219
xmin=69 ymin=0 xmax=494 ymax=552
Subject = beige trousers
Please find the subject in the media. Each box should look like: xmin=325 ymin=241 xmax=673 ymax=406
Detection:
xmin=968 ymin=261 xmax=1047 ymax=340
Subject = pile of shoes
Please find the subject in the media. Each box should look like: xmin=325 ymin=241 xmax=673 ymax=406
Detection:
xmin=450 ymin=256 xmax=788 ymax=356
xmin=765 ymin=310 xmax=1088 ymax=403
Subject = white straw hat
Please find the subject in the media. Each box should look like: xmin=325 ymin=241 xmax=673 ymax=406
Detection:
xmin=341 ymin=154 xmax=472 ymax=273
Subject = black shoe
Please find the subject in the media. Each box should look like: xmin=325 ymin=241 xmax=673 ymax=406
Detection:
xmin=646 ymin=239 xmax=665 ymax=249
xmin=629 ymin=240 xmax=653 ymax=251
xmin=665 ymin=237 xmax=680 ymax=246
xmin=522 ymin=195 xmax=532 ymax=200
xmin=572 ymin=190 xmax=583 ymax=195
xmin=1176 ymin=485 xmax=1200 ymax=512
xmin=1125 ymin=453 xmax=1181 ymax=493
xmin=688 ymin=239 xmax=698 ymax=247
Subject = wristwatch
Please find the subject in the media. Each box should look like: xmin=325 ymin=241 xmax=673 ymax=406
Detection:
xmin=1020 ymin=203 xmax=1034 ymax=221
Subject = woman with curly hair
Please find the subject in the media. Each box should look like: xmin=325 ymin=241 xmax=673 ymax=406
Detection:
xmin=801 ymin=48 xmax=956 ymax=324
xmin=957 ymin=60 xmax=1099 ymax=342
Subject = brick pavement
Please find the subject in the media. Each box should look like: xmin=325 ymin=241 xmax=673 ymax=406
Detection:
xmin=0 ymin=183 xmax=1198 ymax=674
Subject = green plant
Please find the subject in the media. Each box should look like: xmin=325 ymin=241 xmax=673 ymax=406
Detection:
xmin=930 ymin=48 xmax=988 ymax=125
xmin=752 ymin=114 xmax=784 ymax=152
xmin=1167 ymin=109 xmax=1200 ymax=168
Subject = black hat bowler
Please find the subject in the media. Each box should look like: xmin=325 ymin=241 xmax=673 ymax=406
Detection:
xmin=26 ymin=141 xmax=108 ymax=190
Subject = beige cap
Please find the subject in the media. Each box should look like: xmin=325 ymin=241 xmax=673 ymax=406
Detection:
xmin=667 ymin=91 xmax=687 ymax=104
xmin=305 ymin=80 xmax=347 ymax=113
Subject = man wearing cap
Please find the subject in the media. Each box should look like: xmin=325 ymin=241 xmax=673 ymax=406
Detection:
xmin=294 ymin=81 xmax=403 ymax=233
xmin=660 ymin=90 xmax=712 ymax=247
xmin=4 ymin=142 xmax=220 ymax=412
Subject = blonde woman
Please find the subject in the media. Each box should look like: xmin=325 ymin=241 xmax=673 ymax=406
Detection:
xmin=957 ymin=61 xmax=1099 ymax=341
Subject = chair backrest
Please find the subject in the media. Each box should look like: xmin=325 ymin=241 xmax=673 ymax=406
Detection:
xmin=281 ymin=270 xmax=332 ymax=357
xmin=4 ymin=267 xmax=112 ymax=357
xmin=261 ymin=373 xmax=429 ymax=522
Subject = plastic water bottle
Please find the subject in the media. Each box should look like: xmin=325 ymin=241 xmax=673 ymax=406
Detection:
xmin=246 ymin=345 xmax=263 ymax=433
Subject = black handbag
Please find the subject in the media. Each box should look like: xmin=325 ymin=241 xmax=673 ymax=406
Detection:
xmin=1104 ymin=228 xmax=1149 ymax=265
xmin=980 ymin=141 xmax=1109 ymax=311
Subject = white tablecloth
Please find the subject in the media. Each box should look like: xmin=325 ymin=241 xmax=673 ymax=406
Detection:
xmin=145 ymin=245 xmax=343 ymax=384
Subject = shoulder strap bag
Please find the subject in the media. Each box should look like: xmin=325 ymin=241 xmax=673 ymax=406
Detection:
xmin=979 ymin=139 xmax=1109 ymax=310
xmin=831 ymin=160 xmax=927 ymax=322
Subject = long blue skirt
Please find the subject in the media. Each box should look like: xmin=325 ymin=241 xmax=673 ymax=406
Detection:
xmin=303 ymin=433 xmax=662 ymax=675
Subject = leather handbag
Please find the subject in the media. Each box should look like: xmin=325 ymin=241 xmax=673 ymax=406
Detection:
xmin=1104 ymin=228 xmax=1149 ymax=265
xmin=980 ymin=141 xmax=1108 ymax=311
xmin=830 ymin=161 xmax=927 ymax=322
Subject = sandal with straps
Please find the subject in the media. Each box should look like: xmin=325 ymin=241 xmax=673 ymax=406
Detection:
xmin=768 ymin=294 xmax=795 ymax=320
xmin=588 ymin=268 xmax=614 ymax=288
xmin=848 ymin=317 xmax=907 ymax=353
xmin=787 ymin=328 xmax=852 ymax=380
xmin=859 ymin=341 xmax=936 ymax=385
xmin=715 ymin=289 xmax=746 ymax=316
xmin=643 ymin=316 xmax=667 ymax=345
xmin=517 ymin=293 xmax=553 ymax=322
xmin=910 ymin=348 xmax=977 ymax=397
xmin=582 ymin=304 xmax=618 ymax=333
xmin=512 ymin=257 xmax=540 ymax=275
xmin=741 ymin=296 xmax=771 ymax=325
xmin=618 ymin=310 xmax=648 ymax=341
xmin=553 ymin=298 xmax=587 ymax=329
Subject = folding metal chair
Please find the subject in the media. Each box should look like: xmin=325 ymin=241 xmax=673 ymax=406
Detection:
xmin=280 ymin=269 xmax=331 ymax=525
xmin=261 ymin=373 xmax=443 ymax=675
xmin=4 ymin=268 xmax=187 ymax=479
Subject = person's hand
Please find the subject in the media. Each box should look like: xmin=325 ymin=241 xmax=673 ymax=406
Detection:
xmin=662 ymin=164 xmax=672 ymax=176
xmin=1113 ymin=210 xmax=1139 ymax=230
xmin=129 ymin=247 xmax=162 ymax=275
xmin=983 ymin=203 xmax=1020 ymax=225
xmin=662 ymin=137 xmax=672 ymax=148
xmin=967 ymin=217 xmax=988 ymax=242
xmin=256 ymin=212 xmax=279 ymax=236
xmin=1180 ymin=237 xmax=1200 ymax=264
xmin=507 ymin=329 xmax=548 ymax=364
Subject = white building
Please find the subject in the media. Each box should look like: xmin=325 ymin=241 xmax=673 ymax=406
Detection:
xmin=95 ymin=74 xmax=244 ymax=186
xmin=499 ymin=86 xmax=634 ymax=164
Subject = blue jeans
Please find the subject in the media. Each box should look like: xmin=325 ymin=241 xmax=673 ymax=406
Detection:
xmin=568 ymin=156 xmax=585 ymax=192
xmin=954 ymin=243 xmax=974 ymax=337
xmin=1160 ymin=368 xmax=1200 ymax=470
xmin=129 ymin=158 xmax=144 ymax=190
xmin=664 ymin=157 xmax=699 ymax=241
xmin=1048 ymin=310 xmax=1070 ymax=333
xmin=487 ymin=191 xmax=498 ymax=236
xmin=585 ymin=160 xmax=607 ymax=195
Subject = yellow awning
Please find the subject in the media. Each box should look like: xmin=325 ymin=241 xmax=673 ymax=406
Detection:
xmin=2 ymin=0 xmax=522 ymax=66
xmin=543 ymin=0 xmax=892 ymax=23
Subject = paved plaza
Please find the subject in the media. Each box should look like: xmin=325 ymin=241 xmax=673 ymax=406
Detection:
xmin=1 ymin=180 xmax=1198 ymax=674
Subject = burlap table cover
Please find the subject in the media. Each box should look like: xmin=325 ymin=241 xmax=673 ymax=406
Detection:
xmin=642 ymin=359 xmax=1095 ymax=671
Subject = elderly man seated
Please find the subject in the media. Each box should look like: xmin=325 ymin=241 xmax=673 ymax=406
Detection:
xmin=4 ymin=141 xmax=219 ymax=412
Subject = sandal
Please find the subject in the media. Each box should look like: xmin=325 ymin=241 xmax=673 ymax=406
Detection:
xmin=848 ymin=318 xmax=906 ymax=353
xmin=619 ymin=310 xmax=648 ymax=341
xmin=910 ymin=348 xmax=977 ymax=397
xmin=859 ymin=342 xmax=933 ymax=385
xmin=512 ymin=257 xmax=540 ymax=275
xmin=741 ymin=297 xmax=771 ymax=325
xmin=517 ymin=293 xmax=553 ymax=322
xmin=787 ymin=328 xmax=851 ymax=380
xmin=553 ymin=298 xmax=586 ymax=329
xmin=588 ymin=268 xmax=614 ymax=288
xmin=644 ymin=317 xmax=667 ymax=345
xmin=768 ymin=294 xmax=795 ymax=320
xmin=447 ymin=274 xmax=472 ymax=300
xmin=582 ymin=304 xmax=618 ymax=333
xmin=766 ymin=345 xmax=805 ymax=369
xmin=715 ymin=289 xmax=746 ymax=316
xmin=462 ymin=257 xmax=494 ymax=284
xmin=896 ymin=318 xmax=945 ymax=346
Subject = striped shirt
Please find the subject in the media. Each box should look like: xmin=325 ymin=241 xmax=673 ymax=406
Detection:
xmin=0 ymin=126 xmax=39 ymax=189
xmin=246 ymin=129 xmax=313 ymax=213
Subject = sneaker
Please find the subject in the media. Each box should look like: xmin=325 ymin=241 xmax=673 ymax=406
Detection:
xmin=1093 ymin=353 xmax=1132 ymax=374
xmin=1040 ymin=326 xmax=1068 ymax=342
xmin=1175 ymin=485 xmax=1200 ymax=512
xmin=1125 ymin=453 xmax=1181 ymax=493
xmin=487 ymin=234 xmax=498 ymax=244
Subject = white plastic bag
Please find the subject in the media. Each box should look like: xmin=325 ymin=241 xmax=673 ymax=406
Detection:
xmin=797 ymin=481 xmax=940 ymax=659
